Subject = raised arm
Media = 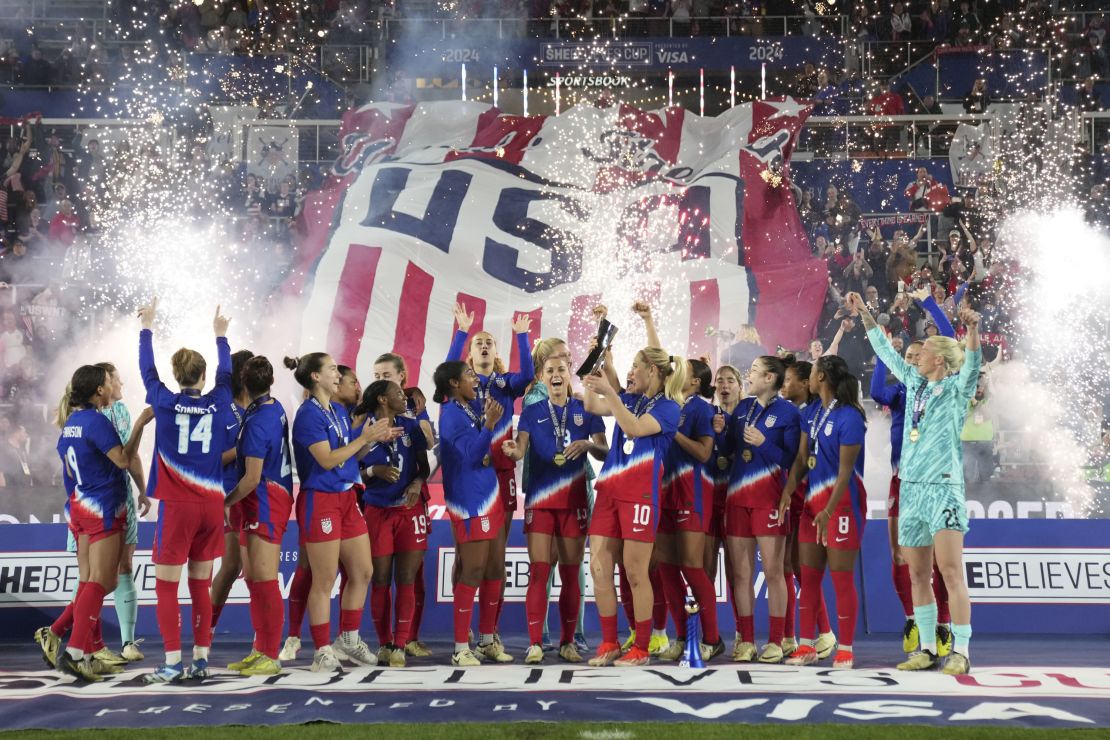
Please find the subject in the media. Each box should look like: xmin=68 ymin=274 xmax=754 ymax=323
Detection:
xmin=136 ymin=298 xmax=161 ymax=394
xmin=446 ymin=302 xmax=474 ymax=361
xmin=213 ymin=305 xmax=232 ymax=398
xmin=632 ymin=301 xmax=662 ymax=349
xmin=956 ymin=307 xmax=983 ymax=399
xmin=869 ymin=357 xmax=900 ymax=406
xmin=506 ymin=313 xmax=534 ymax=395
xmin=847 ymin=292 xmax=918 ymax=386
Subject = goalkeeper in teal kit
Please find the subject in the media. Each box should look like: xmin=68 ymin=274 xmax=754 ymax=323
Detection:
xmin=847 ymin=291 xmax=982 ymax=676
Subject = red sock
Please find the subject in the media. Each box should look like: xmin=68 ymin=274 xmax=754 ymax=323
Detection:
xmin=557 ymin=563 xmax=580 ymax=645
xmin=893 ymin=562 xmax=914 ymax=618
xmin=830 ymin=569 xmax=857 ymax=647
xmin=798 ymin=564 xmax=823 ymax=641
xmin=370 ymin=583 xmax=393 ymax=646
xmin=478 ymin=579 xmax=501 ymax=636
xmin=634 ymin=618 xmax=651 ymax=651
xmin=769 ymin=615 xmax=785 ymax=645
xmin=155 ymin=578 xmax=182 ymax=652
xmin=739 ymin=614 xmax=754 ymax=644
xmin=453 ymin=583 xmax=477 ymax=644
xmin=90 ymin=616 xmax=104 ymax=652
xmin=67 ymin=581 xmax=106 ymax=655
xmin=618 ymin=567 xmax=636 ymax=630
xmin=247 ymin=580 xmax=263 ymax=651
xmin=658 ymin=563 xmax=688 ymax=638
xmin=600 ymin=613 xmax=618 ymax=645
xmin=649 ymin=567 xmax=668 ymax=631
xmin=287 ymin=565 xmax=311 ymax=637
xmin=784 ymin=571 xmax=797 ymax=639
xmin=526 ymin=562 xmax=552 ymax=645
xmin=254 ymin=579 xmax=283 ymax=659
xmin=339 ymin=608 xmax=362 ymax=634
xmin=188 ymin=578 xmax=213 ymax=649
xmin=411 ymin=562 xmax=425 ymax=641
xmin=211 ymin=601 xmax=224 ymax=630
xmin=52 ymin=582 xmax=84 ymax=637
xmin=816 ymin=582 xmax=832 ymax=634
xmin=933 ymin=563 xmax=951 ymax=623
xmin=393 ymin=583 xmax=416 ymax=647
xmin=310 ymin=622 xmax=330 ymax=649
xmin=682 ymin=565 xmax=720 ymax=644
xmin=494 ymin=585 xmax=506 ymax=635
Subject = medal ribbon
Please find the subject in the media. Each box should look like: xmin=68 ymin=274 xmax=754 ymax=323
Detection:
xmin=547 ymin=399 xmax=568 ymax=453
xmin=312 ymin=397 xmax=347 ymax=445
xmin=809 ymin=400 xmax=839 ymax=462
xmin=911 ymin=381 xmax=929 ymax=434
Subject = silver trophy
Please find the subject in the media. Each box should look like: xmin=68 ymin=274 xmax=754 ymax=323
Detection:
xmin=576 ymin=318 xmax=618 ymax=378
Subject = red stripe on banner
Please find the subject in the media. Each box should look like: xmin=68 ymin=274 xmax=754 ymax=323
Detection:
xmin=326 ymin=245 xmax=382 ymax=368
xmin=568 ymin=294 xmax=602 ymax=370
xmin=451 ymin=293 xmax=487 ymax=362
xmin=688 ymin=279 xmax=720 ymax=365
xmin=392 ymin=261 xmax=435 ymax=384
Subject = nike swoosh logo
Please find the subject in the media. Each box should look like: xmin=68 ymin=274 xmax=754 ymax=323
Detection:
xmin=528 ymin=620 xmax=542 ymax=626
xmin=415 ymin=538 xmax=426 ymax=543
xmin=835 ymin=536 xmax=848 ymax=542
xmin=537 ymin=418 xmax=549 ymax=424
xmin=248 ymin=523 xmax=259 ymax=530
xmin=676 ymin=517 xmax=689 ymax=523
xmin=632 ymin=527 xmax=645 ymax=533
xmin=226 ymin=424 xmax=237 ymax=430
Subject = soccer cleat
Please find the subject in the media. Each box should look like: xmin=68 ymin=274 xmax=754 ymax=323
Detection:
xmin=142 ymin=662 xmax=185 ymax=684
xmin=832 ymin=650 xmax=854 ymax=669
xmin=757 ymin=642 xmax=784 ymax=664
xmin=89 ymin=656 xmax=123 ymax=675
xmin=657 ymin=639 xmax=684 ymax=661
xmin=815 ymin=631 xmax=837 ymax=659
xmin=452 ymin=648 xmax=481 ymax=667
xmin=559 ymin=642 xmax=583 ymax=663
xmin=405 ymin=640 xmax=432 ymax=657
xmin=34 ymin=627 xmax=61 ymax=668
xmin=279 ymin=636 xmax=301 ymax=662
xmin=574 ymin=632 xmax=590 ymax=653
xmin=620 ymin=630 xmax=636 ymax=653
xmin=524 ymin=644 xmax=545 ymax=665
xmin=185 ymin=659 xmax=210 ymax=680
xmin=781 ymin=637 xmax=798 ymax=657
xmin=228 ymin=650 xmax=264 ymax=671
xmin=476 ymin=640 xmax=514 ymax=663
xmin=93 ymin=647 xmax=127 ymax=665
xmin=310 ymin=646 xmax=341 ymax=673
xmin=936 ymin=625 xmax=953 ymax=657
xmin=784 ymin=645 xmax=818 ymax=666
xmin=376 ymin=645 xmax=393 ymax=666
xmin=240 ymin=656 xmax=283 ymax=676
xmin=58 ymin=653 xmax=103 ymax=683
xmin=389 ymin=648 xmax=406 ymax=668
xmin=588 ymin=641 xmax=622 ymax=667
xmin=901 ymin=619 xmax=919 ymax=654
xmin=941 ymin=652 xmax=971 ymax=675
xmin=332 ymin=636 xmax=378 ymax=666
xmin=897 ymin=650 xmax=938 ymax=671
xmin=647 ymin=633 xmax=670 ymax=656
xmin=731 ymin=640 xmax=756 ymax=662
xmin=121 ymin=640 xmax=145 ymax=662
xmin=700 ymin=638 xmax=726 ymax=662
xmin=614 ymin=646 xmax=650 ymax=667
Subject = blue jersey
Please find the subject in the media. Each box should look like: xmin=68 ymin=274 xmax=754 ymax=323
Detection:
xmin=140 ymin=330 xmax=231 ymax=503
xmin=360 ymin=415 xmax=429 ymax=508
xmin=805 ymin=402 xmax=867 ymax=518
xmin=292 ymin=397 xmax=360 ymax=493
xmin=58 ymin=408 xmax=127 ymax=525
xmin=219 ymin=402 xmax=245 ymax=495
xmin=661 ymin=395 xmax=715 ymax=513
xmin=238 ymin=399 xmax=294 ymax=511
xmin=595 ymin=393 xmax=680 ymax=507
xmin=709 ymin=403 xmax=734 ymax=485
xmin=438 ymin=400 xmax=498 ymax=519
xmin=518 ymin=397 xmax=603 ymax=510
xmin=726 ymin=397 xmax=801 ymax=510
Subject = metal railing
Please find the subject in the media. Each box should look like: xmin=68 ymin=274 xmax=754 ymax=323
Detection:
xmin=796 ymin=112 xmax=991 ymax=160
xmin=1081 ymin=111 xmax=1110 ymax=154
xmin=860 ymin=40 xmax=941 ymax=80
xmin=317 ymin=44 xmax=375 ymax=84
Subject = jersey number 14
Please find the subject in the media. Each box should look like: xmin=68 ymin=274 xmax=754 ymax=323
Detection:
xmin=175 ymin=413 xmax=213 ymax=454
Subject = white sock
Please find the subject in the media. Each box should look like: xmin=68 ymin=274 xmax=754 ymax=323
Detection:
xmin=65 ymin=646 xmax=84 ymax=660
xmin=839 ymin=644 xmax=853 ymax=653
xmin=652 ymin=628 xmax=667 ymax=639
xmin=193 ymin=645 xmax=209 ymax=661
xmin=166 ymin=650 xmax=182 ymax=666
xmin=455 ymin=642 xmax=469 ymax=653
xmin=479 ymin=633 xmax=494 ymax=646
xmin=340 ymin=630 xmax=360 ymax=646
xmin=735 ymin=631 xmax=743 ymax=643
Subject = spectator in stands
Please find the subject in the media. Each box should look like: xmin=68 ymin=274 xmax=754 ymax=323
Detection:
xmin=0 ymin=239 xmax=31 ymax=285
xmin=962 ymin=373 xmax=995 ymax=484
xmin=55 ymin=49 xmax=78 ymax=85
xmin=267 ymin=180 xmax=297 ymax=218
xmin=18 ymin=207 xmax=45 ymax=251
xmin=890 ymin=1 xmax=911 ymax=41
xmin=953 ymin=22 xmax=974 ymax=46
xmin=951 ymin=0 xmax=980 ymax=41
xmin=963 ymin=78 xmax=990 ymax=114
xmin=905 ymin=166 xmax=941 ymax=211
xmin=0 ymin=423 xmax=33 ymax=489
xmin=991 ymin=13 xmax=1024 ymax=49
xmin=866 ymin=79 xmax=906 ymax=151
xmin=843 ymin=249 xmax=874 ymax=295
xmin=1079 ymin=34 xmax=1108 ymax=79
xmin=37 ymin=130 xmax=73 ymax=203
xmin=0 ymin=309 xmax=27 ymax=369
xmin=0 ymin=49 xmax=20 ymax=84
xmin=242 ymin=173 xmax=265 ymax=215
xmin=669 ymin=0 xmax=693 ymax=35
xmin=19 ymin=46 xmax=53 ymax=86
xmin=48 ymin=199 xmax=79 ymax=248
xmin=864 ymin=284 xmax=886 ymax=314
xmin=76 ymin=137 xmax=106 ymax=190
xmin=822 ymin=183 xmax=839 ymax=216
xmin=1076 ymin=76 xmax=1104 ymax=112
xmin=226 ymin=2 xmax=249 ymax=30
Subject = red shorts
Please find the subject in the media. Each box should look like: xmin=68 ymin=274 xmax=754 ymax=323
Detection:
xmin=887 ymin=475 xmax=901 ymax=518
xmin=68 ymin=506 xmax=126 ymax=545
xmin=224 ymin=500 xmax=243 ymax=536
xmin=524 ymin=507 xmax=588 ymax=538
xmin=709 ymin=482 xmax=728 ymax=539
xmin=658 ymin=507 xmax=711 ymax=535
xmin=239 ymin=486 xmax=293 ymax=546
xmin=365 ymin=502 xmax=429 ymax=556
xmin=725 ymin=505 xmax=787 ymax=538
xmin=798 ymin=509 xmax=864 ymax=550
xmin=497 ymin=468 xmax=518 ymax=513
xmin=297 ymin=488 xmax=367 ymax=543
xmin=588 ymin=494 xmax=655 ymax=544
xmin=152 ymin=498 xmax=225 ymax=565
xmin=451 ymin=508 xmax=505 ymax=544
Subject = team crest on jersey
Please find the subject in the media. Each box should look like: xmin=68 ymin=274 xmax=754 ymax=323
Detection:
xmin=321 ymin=517 xmax=333 ymax=534
xmin=824 ymin=422 xmax=833 ymax=436
xmin=573 ymin=414 xmax=584 ymax=426
xmin=767 ymin=415 xmax=777 ymax=427
xmin=402 ymin=434 xmax=411 ymax=447
xmin=495 ymin=377 xmax=507 ymax=388
xmin=933 ymin=386 xmax=945 ymax=397
xmin=480 ymin=516 xmax=490 ymax=533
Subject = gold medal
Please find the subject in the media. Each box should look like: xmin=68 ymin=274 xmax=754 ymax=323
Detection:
xmin=741 ymin=450 xmax=753 ymax=463
xmin=553 ymin=453 xmax=566 ymax=467
xmin=717 ymin=456 xmax=729 ymax=471
xmin=807 ymin=455 xmax=816 ymax=470
xmin=623 ymin=439 xmax=635 ymax=455
xmin=909 ymin=428 xmax=920 ymax=443
xmin=482 ymin=454 xmax=491 ymax=467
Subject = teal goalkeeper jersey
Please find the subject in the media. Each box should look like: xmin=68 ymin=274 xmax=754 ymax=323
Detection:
xmin=866 ymin=327 xmax=982 ymax=486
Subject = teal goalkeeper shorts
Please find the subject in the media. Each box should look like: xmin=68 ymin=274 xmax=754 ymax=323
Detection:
xmin=67 ymin=492 xmax=138 ymax=553
xmin=897 ymin=481 xmax=969 ymax=548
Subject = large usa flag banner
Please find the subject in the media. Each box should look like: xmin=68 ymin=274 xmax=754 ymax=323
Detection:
xmin=290 ymin=98 xmax=827 ymax=396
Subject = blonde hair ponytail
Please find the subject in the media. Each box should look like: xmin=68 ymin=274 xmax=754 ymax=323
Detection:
xmin=925 ymin=336 xmax=966 ymax=374
xmin=55 ymin=384 xmax=73 ymax=429
xmin=638 ymin=347 xmax=687 ymax=405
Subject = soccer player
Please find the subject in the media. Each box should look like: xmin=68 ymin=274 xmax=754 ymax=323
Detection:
xmin=286 ymin=352 xmax=399 ymax=672
xmin=503 ymin=354 xmax=607 ymax=664
xmin=356 ymin=380 xmax=430 ymax=668
xmin=778 ymin=355 xmax=867 ymax=669
xmin=582 ymin=345 xmax=684 ymax=667
xmin=433 ymin=360 xmax=506 ymax=667
xmin=210 ymin=349 xmax=254 ymax=638
xmin=446 ymin=303 xmax=533 ymax=650
xmin=851 ymin=291 xmax=981 ymax=675
xmin=722 ymin=356 xmax=801 ymax=664
xmin=223 ymin=356 xmax=294 ymax=676
xmin=706 ymin=364 xmax=742 ymax=585
xmin=42 ymin=366 xmax=151 ymax=681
